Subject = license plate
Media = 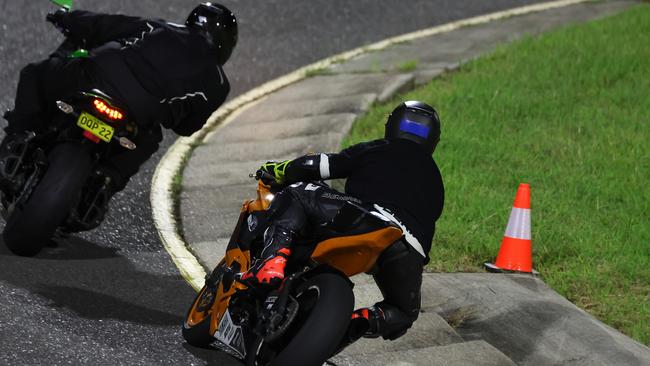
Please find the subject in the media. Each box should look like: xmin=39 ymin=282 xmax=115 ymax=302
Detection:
xmin=76 ymin=112 xmax=114 ymax=142
xmin=215 ymin=310 xmax=246 ymax=358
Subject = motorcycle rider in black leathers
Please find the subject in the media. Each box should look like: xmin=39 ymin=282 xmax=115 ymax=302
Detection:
xmin=243 ymin=101 xmax=445 ymax=344
xmin=0 ymin=3 xmax=236 ymax=194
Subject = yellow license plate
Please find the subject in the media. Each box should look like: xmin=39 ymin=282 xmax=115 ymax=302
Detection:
xmin=76 ymin=112 xmax=114 ymax=142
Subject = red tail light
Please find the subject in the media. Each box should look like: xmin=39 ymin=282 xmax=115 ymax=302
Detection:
xmin=93 ymin=99 xmax=123 ymax=120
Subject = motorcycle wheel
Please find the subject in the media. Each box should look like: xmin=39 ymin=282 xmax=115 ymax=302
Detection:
xmin=247 ymin=273 xmax=354 ymax=366
xmin=182 ymin=261 xmax=226 ymax=348
xmin=182 ymin=284 xmax=218 ymax=348
xmin=3 ymin=143 xmax=92 ymax=256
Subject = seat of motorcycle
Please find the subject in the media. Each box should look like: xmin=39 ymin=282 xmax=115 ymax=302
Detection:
xmin=76 ymin=89 xmax=126 ymax=109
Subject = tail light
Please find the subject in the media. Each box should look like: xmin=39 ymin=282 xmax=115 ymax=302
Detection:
xmin=93 ymin=99 xmax=124 ymax=121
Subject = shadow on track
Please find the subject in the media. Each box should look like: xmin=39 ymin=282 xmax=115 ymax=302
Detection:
xmin=0 ymin=230 xmax=243 ymax=364
xmin=0 ymin=236 xmax=187 ymax=326
xmin=0 ymin=234 xmax=242 ymax=364
xmin=182 ymin=343 xmax=244 ymax=366
xmin=34 ymin=235 xmax=121 ymax=261
xmin=35 ymin=285 xmax=184 ymax=326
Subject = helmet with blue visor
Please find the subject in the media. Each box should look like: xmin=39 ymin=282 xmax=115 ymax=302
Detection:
xmin=385 ymin=101 xmax=441 ymax=154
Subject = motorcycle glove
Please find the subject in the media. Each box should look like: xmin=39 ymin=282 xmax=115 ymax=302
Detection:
xmin=260 ymin=160 xmax=290 ymax=184
xmin=242 ymin=248 xmax=292 ymax=287
xmin=46 ymin=8 xmax=70 ymax=36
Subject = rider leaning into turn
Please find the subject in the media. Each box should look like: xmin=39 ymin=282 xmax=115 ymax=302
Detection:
xmin=0 ymin=2 xmax=236 ymax=195
xmin=244 ymin=101 xmax=445 ymax=344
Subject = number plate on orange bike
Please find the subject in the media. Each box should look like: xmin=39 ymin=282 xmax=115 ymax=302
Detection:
xmin=76 ymin=112 xmax=114 ymax=142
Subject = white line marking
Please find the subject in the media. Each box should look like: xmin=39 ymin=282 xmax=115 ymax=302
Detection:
xmin=151 ymin=0 xmax=592 ymax=291
xmin=150 ymin=138 xmax=206 ymax=291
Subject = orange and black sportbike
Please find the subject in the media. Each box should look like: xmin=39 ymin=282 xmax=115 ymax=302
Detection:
xmin=183 ymin=171 xmax=404 ymax=366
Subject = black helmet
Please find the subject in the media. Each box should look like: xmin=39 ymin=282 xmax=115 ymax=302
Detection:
xmin=186 ymin=3 xmax=238 ymax=65
xmin=385 ymin=101 xmax=441 ymax=154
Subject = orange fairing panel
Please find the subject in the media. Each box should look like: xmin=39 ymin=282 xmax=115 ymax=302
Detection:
xmin=311 ymin=227 xmax=403 ymax=277
xmin=209 ymin=248 xmax=251 ymax=335
xmin=248 ymin=181 xmax=274 ymax=212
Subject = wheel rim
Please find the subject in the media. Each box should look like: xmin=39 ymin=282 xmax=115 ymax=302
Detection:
xmin=186 ymin=286 xmax=217 ymax=327
xmin=252 ymin=285 xmax=321 ymax=365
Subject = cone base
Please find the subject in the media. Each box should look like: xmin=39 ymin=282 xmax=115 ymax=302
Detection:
xmin=484 ymin=262 xmax=539 ymax=275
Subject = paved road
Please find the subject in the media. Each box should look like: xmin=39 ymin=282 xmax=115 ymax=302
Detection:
xmin=0 ymin=0 xmax=547 ymax=364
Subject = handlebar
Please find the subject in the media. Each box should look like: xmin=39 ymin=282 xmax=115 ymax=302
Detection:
xmin=250 ymin=169 xmax=287 ymax=193
xmin=254 ymin=169 xmax=277 ymax=183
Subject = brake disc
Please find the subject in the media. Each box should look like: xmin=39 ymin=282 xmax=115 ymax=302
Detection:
xmin=262 ymin=295 xmax=299 ymax=343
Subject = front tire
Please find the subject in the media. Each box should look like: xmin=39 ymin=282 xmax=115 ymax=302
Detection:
xmin=3 ymin=143 xmax=92 ymax=256
xmin=182 ymin=261 xmax=226 ymax=348
xmin=182 ymin=285 xmax=218 ymax=348
xmin=247 ymin=273 xmax=354 ymax=366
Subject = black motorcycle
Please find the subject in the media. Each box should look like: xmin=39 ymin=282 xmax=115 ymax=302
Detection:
xmin=1 ymin=86 xmax=139 ymax=256
xmin=0 ymin=2 xmax=142 ymax=256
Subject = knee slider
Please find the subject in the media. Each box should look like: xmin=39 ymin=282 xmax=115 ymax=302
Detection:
xmin=376 ymin=302 xmax=417 ymax=340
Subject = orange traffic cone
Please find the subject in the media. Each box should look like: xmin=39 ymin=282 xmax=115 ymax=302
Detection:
xmin=485 ymin=183 xmax=537 ymax=274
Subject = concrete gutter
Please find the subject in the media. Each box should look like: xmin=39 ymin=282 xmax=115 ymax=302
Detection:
xmin=151 ymin=1 xmax=649 ymax=364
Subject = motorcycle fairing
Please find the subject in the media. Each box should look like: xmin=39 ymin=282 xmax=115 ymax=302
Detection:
xmin=311 ymin=226 xmax=403 ymax=277
xmin=210 ymin=246 xmax=251 ymax=336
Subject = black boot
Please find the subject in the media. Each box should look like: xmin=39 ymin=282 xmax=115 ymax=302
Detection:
xmin=331 ymin=306 xmax=382 ymax=356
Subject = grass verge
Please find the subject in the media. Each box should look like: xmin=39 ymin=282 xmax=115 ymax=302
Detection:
xmin=342 ymin=6 xmax=649 ymax=344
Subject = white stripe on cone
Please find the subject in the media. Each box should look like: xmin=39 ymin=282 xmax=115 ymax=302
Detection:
xmin=504 ymin=207 xmax=531 ymax=240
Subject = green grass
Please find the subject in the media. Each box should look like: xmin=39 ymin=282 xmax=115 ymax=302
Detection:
xmin=305 ymin=67 xmax=334 ymax=77
xmin=396 ymin=59 xmax=419 ymax=72
xmin=342 ymin=6 xmax=650 ymax=344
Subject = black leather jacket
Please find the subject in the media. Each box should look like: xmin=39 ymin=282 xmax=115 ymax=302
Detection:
xmin=284 ymin=139 xmax=445 ymax=261
xmin=59 ymin=10 xmax=230 ymax=135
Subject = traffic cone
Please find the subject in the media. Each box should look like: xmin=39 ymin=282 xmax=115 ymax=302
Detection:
xmin=484 ymin=183 xmax=537 ymax=274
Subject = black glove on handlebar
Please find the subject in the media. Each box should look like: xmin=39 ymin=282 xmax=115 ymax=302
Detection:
xmin=255 ymin=169 xmax=286 ymax=192
xmin=46 ymin=8 xmax=70 ymax=36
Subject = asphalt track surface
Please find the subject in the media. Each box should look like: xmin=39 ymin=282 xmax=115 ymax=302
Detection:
xmin=0 ymin=0 xmax=547 ymax=364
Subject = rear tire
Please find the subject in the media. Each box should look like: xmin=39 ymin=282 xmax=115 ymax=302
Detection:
xmin=247 ymin=273 xmax=354 ymax=366
xmin=3 ymin=143 xmax=92 ymax=256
